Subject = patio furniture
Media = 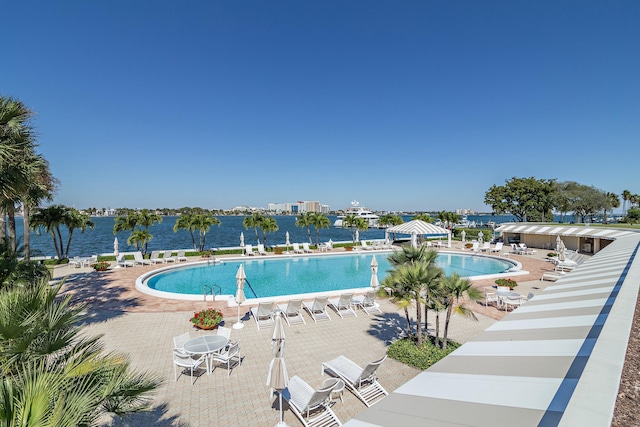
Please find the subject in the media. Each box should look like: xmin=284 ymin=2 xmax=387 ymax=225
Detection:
xmin=322 ymin=377 xmax=345 ymax=403
xmin=211 ymin=340 xmax=242 ymax=376
xmin=328 ymin=292 xmax=357 ymax=318
xmin=173 ymin=348 xmax=206 ymax=385
xmin=282 ymin=375 xmax=342 ymax=427
xmin=250 ymin=301 xmax=275 ymax=329
xmin=277 ymin=299 xmax=306 ymax=326
xmin=162 ymin=250 xmax=176 ymax=263
xmin=183 ymin=334 xmax=229 ymax=374
xmin=303 ymin=296 xmax=332 ymax=322
xmin=351 ymin=291 xmax=382 ymax=315
xmin=322 ymin=355 xmax=388 ymax=407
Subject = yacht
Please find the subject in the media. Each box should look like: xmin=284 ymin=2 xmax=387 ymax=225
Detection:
xmin=333 ymin=201 xmax=380 ymax=228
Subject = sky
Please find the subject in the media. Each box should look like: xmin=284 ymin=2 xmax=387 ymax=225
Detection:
xmin=3 ymin=1 xmax=639 ymax=212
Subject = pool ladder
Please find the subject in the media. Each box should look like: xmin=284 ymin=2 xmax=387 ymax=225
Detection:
xmin=203 ymin=284 xmax=221 ymax=301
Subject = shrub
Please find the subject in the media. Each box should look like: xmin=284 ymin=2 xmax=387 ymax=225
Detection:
xmin=547 ymin=252 xmax=558 ymax=257
xmin=91 ymin=261 xmax=110 ymax=271
xmin=387 ymin=338 xmax=461 ymax=370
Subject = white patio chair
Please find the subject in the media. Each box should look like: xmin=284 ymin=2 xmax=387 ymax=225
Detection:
xmin=245 ymin=244 xmax=257 ymax=256
xmin=250 ymin=301 xmax=275 ymax=329
xmin=176 ymin=250 xmax=188 ymax=262
xmin=282 ymin=376 xmax=341 ymax=427
xmin=322 ymin=355 xmax=388 ymax=407
xmin=162 ymin=250 xmax=176 ymax=263
xmin=257 ymin=244 xmax=268 ymax=256
xmin=292 ymin=243 xmax=304 ymax=254
xmin=173 ymin=349 xmax=206 ymax=385
xmin=302 ymin=242 xmax=313 ymax=253
xmin=328 ymin=292 xmax=357 ymax=318
xmin=133 ymin=251 xmax=151 ymax=266
xmin=149 ymin=250 xmax=163 ymax=264
xmin=116 ymin=254 xmax=134 ymax=268
xmin=173 ymin=332 xmax=191 ymax=351
xmin=484 ymin=287 xmax=499 ymax=307
xmin=211 ymin=340 xmax=242 ymax=376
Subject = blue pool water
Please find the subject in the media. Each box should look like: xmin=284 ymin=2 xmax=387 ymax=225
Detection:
xmin=145 ymin=253 xmax=513 ymax=299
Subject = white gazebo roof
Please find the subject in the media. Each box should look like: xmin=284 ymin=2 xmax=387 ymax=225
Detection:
xmin=386 ymin=220 xmax=450 ymax=236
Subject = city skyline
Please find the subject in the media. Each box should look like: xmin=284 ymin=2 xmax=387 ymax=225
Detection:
xmin=3 ymin=1 xmax=639 ymax=212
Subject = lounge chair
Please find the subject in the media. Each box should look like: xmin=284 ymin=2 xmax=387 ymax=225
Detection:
xmin=69 ymin=257 xmax=83 ymax=268
xmin=480 ymin=242 xmax=491 ymax=252
xmin=162 ymin=250 xmax=176 ymax=263
xmin=302 ymin=242 xmax=313 ymax=253
xmin=303 ymin=296 xmax=332 ymax=322
xmin=490 ymin=242 xmax=504 ymax=253
xmin=351 ymin=291 xmax=382 ymax=315
xmin=360 ymin=240 xmax=374 ymax=251
xmin=471 ymin=242 xmax=479 ymax=252
xmin=250 ymin=301 xmax=275 ymax=329
xmin=328 ymin=293 xmax=357 ymax=318
xmin=133 ymin=251 xmax=151 ymax=266
xmin=257 ymin=244 xmax=268 ymax=256
xmin=245 ymin=244 xmax=257 ymax=256
xmin=292 ymin=243 xmax=304 ymax=254
xmin=282 ymin=375 xmax=342 ymax=427
xmin=116 ymin=254 xmax=134 ymax=268
xmin=277 ymin=299 xmax=306 ymax=326
xmin=176 ymin=250 xmax=188 ymax=262
xmin=322 ymin=355 xmax=388 ymax=407
xmin=149 ymin=250 xmax=163 ymax=264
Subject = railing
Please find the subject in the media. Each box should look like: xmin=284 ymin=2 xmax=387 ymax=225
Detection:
xmin=203 ymin=284 xmax=221 ymax=301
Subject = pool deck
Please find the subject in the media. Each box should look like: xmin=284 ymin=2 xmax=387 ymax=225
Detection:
xmin=52 ymin=243 xmax=561 ymax=426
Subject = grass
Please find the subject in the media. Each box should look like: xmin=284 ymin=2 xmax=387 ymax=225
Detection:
xmin=387 ymin=337 xmax=461 ymax=370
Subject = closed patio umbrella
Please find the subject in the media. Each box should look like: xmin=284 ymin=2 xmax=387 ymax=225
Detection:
xmin=285 ymin=231 xmax=290 ymax=254
xmin=557 ymin=238 xmax=566 ymax=262
xmin=370 ymin=255 xmax=379 ymax=289
xmin=113 ymin=237 xmax=120 ymax=268
xmin=233 ymin=264 xmax=246 ymax=329
xmin=267 ymin=312 xmax=289 ymax=426
xmin=240 ymin=232 xmax=245 ymax=251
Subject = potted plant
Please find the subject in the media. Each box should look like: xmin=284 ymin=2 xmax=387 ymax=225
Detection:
xmin=547 ymin=252 xmax=558 ymax=258
xmin=495 ymin=278 xmax=518 ymax=290
xmin=190 ymin=308 xmax=224 ymax=330
xmin=464 ymin=243 xmax=473 ymax=249
xmin=91 ymin=261 xmax=110 ymax=272
xmin=345 ymin=246 xmax=354 ymax=251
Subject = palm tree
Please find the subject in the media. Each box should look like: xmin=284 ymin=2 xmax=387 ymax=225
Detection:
xmin=295 ymin=212 xmax=314 ymax=244
xmin=379 ymin=214 xmax=404 ymax=228
xmin=192 ymin=214 xmax=221 ymax=252
xmin=63 ymin=209 xmax=94 ymax=258
xmin=113 ymin=210 xmax=162 ymax=256
xmin=439 ymin=273 xmax=481 ymax=350
xmin=311 ymin=213 xmax=331 ymax=245
xmin=622 ymin=190 xmax=631 ymax=214
xmin=127 ymin=229 xmax=152 ymax=253
xmin=261 ymin=216 xmax=278 ymax=247
xmin=29 ymin=205 xmax=68 ymax=260
xmin=135 ymin=209 xmax=163 ymax=255
xmin=0 ymin=279 xmax=161 ymax=425
xmin=412 ymin=213 xmax=433 ymax=223
xmin=173 ymin=213 xmax=198 ymax=250
xmin=243 ymin=213 xmax=264 ymax=245
xmin=603 ymin=192 xmax=620 ymax=224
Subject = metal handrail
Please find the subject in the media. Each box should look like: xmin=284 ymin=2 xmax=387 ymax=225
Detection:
xmin=203 ymin=284 xmax=221 ymax=301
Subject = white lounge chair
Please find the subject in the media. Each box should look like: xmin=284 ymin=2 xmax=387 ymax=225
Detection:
xmin=303 ymin=296 xmax=332 ymax=322
xmin=328 ymin=293 xmax=357 ymax=318
xmin=322 ymin=355 xmax=388 ymax=407
xmin=176 ymin=250 xmax=188 ymax=262
xmin=162 ymin=250 xmax=176 ymax=263
xmin=277 ymin=299 xmax=306 ymax=326
xmin=69 ymin=257 xmax=83 ymax=268
xmin=480 ymin=242 xmax=491 ymax=252
xmin=471 ymin=242 xmax=479 ymax=252
xmin=351 ymin=291 xmax=382 ymax=315
xmin=250 ymin=301 xmax=275 ymax=329
xmin=302 ymin=242 xmax=313 ymax=253
xmin=490 ymin=242 xmax=504 ymax=253
xmin=133 ymin=251 xmax=151 ymax=266
xmin=245 ymin=244 xmax=257 ymax=256
xmin=360 ymin=241 xmax=374 ymax=251
xmin=257 ymin=244 xmax=268 ymax=256
xmin=149 ymin=250 xmax=163 ymax=264
xmin=116 ymin=254 xmax=134 ymax=268
xmin=502 ymin=294 xmax=525 ymax=311
xmin=292 ymin=243 xmax=304 ymax=254
xmin=282 ymin=375 xmax=342 ymax=427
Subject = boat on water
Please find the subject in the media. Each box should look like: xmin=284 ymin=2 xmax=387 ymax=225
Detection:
xmin=333 ymin=201 xmax=381 ymax=228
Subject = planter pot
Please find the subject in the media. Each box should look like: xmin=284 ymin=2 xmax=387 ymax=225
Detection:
xmin=345 ymin=247 xmax=354 ymax=251
xmin=194 ymin=323 xmax=219 ymax=331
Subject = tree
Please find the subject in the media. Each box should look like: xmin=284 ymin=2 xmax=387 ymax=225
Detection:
xmin=295 ymin=212 xmax=314 ymax=244
xmin=439 ymin=273 xmax=481 ymax=350
xmin=342 ymin=214 xmax=368 ymax=244
xmin=173 ymin=213 xmax=198 ymax=250
xmin=29 ymin=205 xmax=68 ymax=260
xmin=191 ymin=214 xmax=220 ymax=251
xmin=0 ymin=279 xmax=161 ymax=425
xmin=311 ymin=213 xmax=331 ymax=245
xmin=622 ymin=189 xmax=632 ymax=215
xmin=127 ymin=229 xmax=152 ymax=253
xmin=243 ymin=213 xmax=264 ymax=245
xmin=63 ymin=209 xmax=94 ymax=258
xmin=379 ymin=214 xmax=404 ymax=228
xmin=411 ymin=213 xmax=433 ymax=223
xmin=603 ymin=192 xmax=620 ymax=224
xmin=484 ymin=177 xmax=556 ymax=222
xmin=261 ymin=216 xmax=278 ymax=247
xmin=113 ymin=210 xmax=162 ymax=256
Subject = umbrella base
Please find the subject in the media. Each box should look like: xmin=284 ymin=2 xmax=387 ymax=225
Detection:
xmin=275 ymin=422 xmax=289 ymax=427
xmin=233 ymin=321 xmax=245 ymax=329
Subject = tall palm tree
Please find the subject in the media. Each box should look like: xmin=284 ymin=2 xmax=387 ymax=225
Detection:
xmin=311 ymin=213 xmax=331 ymax=245
xmin=243 ymin=213 xmax=264 ymax=245
xmin=192 ymin=214 xmax=221 ymax=252
xmin=63 ymin=209 xmax=94 ymax=257
xmin=0 ymin=279 xmax=161 ymax=425
xmin=295 ymin=212 xmax=314 ymax=244
xmin=603 ymin=192 xmax=620 ymax=224
xmin=261 ymin=216 xmax=278 ymax=247
xmin=113 ymin=210 xmax=162 ymax=256
xmin=622 ymin=190 xmax=631 ymax=215
xmin=412 ymin=213 xmax=433 ymax=223
xmin=135 ymin=209 xmax=163 ymax=255
xmin=127 ymin=229 xmax=152 ymax=253
xmin=29 ymin=205 xmax=68 ymax=260
xmin=439 ymin=273 xmax=481 ymax=350
xmin=173 ymin=213 xmax=198 ymax=250
xmin=378 ymin=214 xmax=404 ymax=228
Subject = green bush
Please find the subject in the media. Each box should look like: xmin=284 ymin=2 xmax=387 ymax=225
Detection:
xmin=387 ymin=338 xmax=461 ymax=370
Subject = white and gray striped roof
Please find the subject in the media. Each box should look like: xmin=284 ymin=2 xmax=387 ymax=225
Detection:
xmin=496 ymin=223 xmax=639 ymax=240
xmin=386 ymin=220 xmax=450 ymax=236
xmin=344 ymin=233 xmax=640 ymax=426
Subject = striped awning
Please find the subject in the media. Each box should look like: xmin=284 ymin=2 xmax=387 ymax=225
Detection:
xmin=386 ymin=220 xmax=450 ymax=236
xmin=495 ymin=223 xmax=639 ymax=240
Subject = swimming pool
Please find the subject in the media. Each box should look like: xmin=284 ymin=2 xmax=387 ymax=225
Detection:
xmin=136 ymin=252 xmax=521 ymax=301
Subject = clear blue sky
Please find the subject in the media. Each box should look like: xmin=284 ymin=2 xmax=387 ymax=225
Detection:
xmin=3 ymin=1 xmax=639 ymax=212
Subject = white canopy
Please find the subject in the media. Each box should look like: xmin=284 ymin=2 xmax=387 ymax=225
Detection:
xmin=386 ymin=220 xmax=451 ymax=248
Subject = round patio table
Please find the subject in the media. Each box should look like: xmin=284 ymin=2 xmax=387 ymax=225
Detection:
xmin=183 ymin=335 xmax=229 ymax=375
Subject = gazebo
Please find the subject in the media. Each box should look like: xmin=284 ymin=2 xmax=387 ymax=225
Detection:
xmin=386 ymin=220 xmax=451 ymax=248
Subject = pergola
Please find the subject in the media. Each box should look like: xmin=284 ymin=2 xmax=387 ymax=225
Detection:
xmin=386 ymin=220 xmax=451 ymax=248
